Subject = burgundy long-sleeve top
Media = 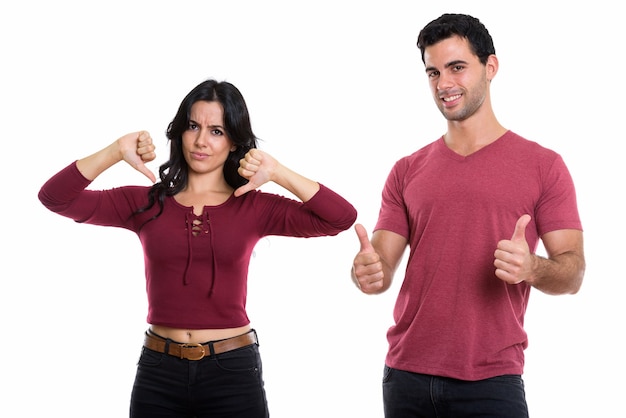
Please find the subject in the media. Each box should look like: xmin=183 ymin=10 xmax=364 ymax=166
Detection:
xmin=39 ymin=161 xmax=357 ymax=329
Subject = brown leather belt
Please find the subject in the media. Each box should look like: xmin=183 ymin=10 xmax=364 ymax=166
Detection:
xmin=144 ymin=330 xmax=258 ymax=361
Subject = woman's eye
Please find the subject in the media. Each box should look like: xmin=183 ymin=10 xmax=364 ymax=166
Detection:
xmin=211 ymin=129 xmax=223 ymax=136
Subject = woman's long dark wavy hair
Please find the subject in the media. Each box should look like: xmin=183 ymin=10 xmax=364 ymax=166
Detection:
xmin=135 ymin=79 xmax=258 ymax=223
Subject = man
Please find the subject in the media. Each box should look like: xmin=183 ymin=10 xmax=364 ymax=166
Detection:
xmin=351 ymin=13 xmax=585 ymax=417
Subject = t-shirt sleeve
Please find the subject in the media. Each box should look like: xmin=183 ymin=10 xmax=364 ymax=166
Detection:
xmin=374 ymin=159 xmax=410 ymax=239
xmin=535 ymin=154 xmax=583 ymax=235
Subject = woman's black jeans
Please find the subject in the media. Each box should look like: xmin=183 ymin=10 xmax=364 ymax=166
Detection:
xmin=130 ymin=341 xmax=268 ymax=417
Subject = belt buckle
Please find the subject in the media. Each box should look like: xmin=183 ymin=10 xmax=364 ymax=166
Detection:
xmin=180 ymin=343 xmax=206 ymax=360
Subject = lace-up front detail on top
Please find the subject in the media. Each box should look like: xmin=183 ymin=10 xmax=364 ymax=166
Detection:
xmin=183 ymin=210 xmax=216 ymax=294
xmin=188 ymin=211 xmax=209 ymax=237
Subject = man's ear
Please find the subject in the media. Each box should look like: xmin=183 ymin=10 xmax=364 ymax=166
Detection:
xmin=486 ymin=54 xmax=499 ymax=81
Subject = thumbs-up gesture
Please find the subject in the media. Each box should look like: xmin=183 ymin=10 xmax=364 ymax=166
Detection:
xmin=352 ymin=223 xmax=384 ymax=294
xmin=494 ymin=214 xmax=532 ymax=284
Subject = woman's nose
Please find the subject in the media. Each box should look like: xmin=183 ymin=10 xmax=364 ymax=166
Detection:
xmin=194 ymin=130 xmax=209 ymax=147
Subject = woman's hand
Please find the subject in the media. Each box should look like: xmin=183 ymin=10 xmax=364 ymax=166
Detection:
xmin=76 ymin=130 xmax=157 ymax=182
xmin=234 ymin=148 xmax=320 ymax=201
xmin=234 ymin=149 xmax=276 ymax=196
xmin=118 ymin=131 xmax=157 ymax=182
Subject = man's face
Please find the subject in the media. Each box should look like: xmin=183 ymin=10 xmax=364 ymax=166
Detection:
xmin=423 ymin=35 xmax=491 ymax=122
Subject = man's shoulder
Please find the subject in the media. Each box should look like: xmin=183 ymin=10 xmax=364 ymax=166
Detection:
xmin=400 ymin=138 xmax=440 ymax=161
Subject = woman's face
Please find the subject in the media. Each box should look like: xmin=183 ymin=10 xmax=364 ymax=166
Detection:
xmin=181 ymin=100 xmax=236 ymax=177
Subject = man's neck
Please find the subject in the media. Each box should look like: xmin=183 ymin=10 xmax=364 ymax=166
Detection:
xmin=443 ymin=114 xmax=507 ymax=157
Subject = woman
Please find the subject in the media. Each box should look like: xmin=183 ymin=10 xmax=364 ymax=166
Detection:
xmin=38 ymin=79 xmax=357 ymax=417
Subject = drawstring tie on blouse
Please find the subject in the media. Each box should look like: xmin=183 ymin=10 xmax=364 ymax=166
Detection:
xmin=183 ymin=210 xmax=217 ymax=296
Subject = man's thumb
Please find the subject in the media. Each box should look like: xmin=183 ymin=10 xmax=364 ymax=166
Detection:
xmin=355 ymin=223 xmax=374 ymax=252
xmin=511 ymin=214 xmax=531 ymax=242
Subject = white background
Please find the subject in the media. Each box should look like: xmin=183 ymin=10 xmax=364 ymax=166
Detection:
xmin=1 ymin=1 xmax=623 ymax=417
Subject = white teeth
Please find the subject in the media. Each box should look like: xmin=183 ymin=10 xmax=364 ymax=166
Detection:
xmin=443 ymin=94 xmax=461 ymax=102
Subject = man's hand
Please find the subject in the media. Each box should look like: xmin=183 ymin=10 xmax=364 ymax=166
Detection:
xmin=494 ymin=214 xmax=532 ymax=284
xmin=352 ymin=224 xmax=384 ymax=293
